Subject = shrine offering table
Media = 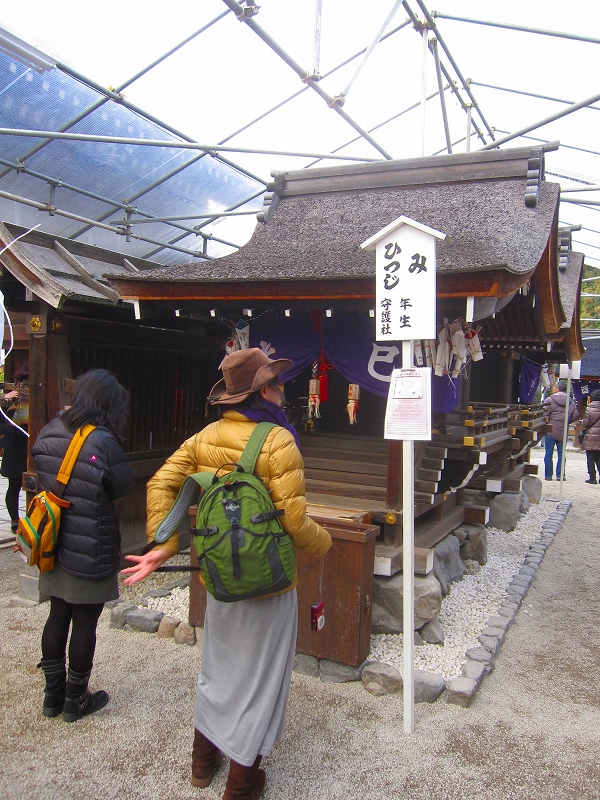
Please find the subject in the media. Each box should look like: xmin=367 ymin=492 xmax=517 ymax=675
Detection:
xmin=188 ymin=516 xmax=379 ymax=668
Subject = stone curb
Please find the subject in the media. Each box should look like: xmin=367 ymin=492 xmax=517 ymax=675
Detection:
xmin=447 ymin=500 xmax=572 ymax=707
xmin=106 ymin=503 xmax=573 ymax=699
xmin=108 ymin=579 xmax=198 ymax=646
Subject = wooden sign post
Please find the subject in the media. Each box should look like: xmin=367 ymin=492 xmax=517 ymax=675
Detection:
xmin=361 ymin=215 xmax=445 ymax=734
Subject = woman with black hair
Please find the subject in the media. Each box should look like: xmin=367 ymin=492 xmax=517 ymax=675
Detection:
xmin=1 ymin=361 xmax=30 ymax=532
xmin=31 ymin=369 xmax=135 ymax=721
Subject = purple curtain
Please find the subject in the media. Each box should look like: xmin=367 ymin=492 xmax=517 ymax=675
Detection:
xmin=573 ymin=380 xmax=600 ymax=401
xmin=249 ymin=316 xmax=320 ymax=382
xmin=519 ymin=357 xmax=542 ymax=403
xmin=249 ymin=314 xmax=461 ymax=413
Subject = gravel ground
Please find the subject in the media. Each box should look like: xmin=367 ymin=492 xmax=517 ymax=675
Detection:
xmin=1 ymin=444 xmax=599 ymax=800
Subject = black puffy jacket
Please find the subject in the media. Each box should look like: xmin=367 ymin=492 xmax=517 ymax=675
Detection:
xmin=31 ymin=416 xmax=135 ymax=579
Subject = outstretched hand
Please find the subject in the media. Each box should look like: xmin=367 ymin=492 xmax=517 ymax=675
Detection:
xmin=120 ymin=548 xmax=170 ymax=585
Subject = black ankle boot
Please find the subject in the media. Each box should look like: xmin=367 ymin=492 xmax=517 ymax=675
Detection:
xmin=62 ymin=667 xmax=109 ymax=723
xmin=40 ymin=657 xmax=66 ymax=718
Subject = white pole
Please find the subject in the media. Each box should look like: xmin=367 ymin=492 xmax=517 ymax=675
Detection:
xmin=420 ymin=28 xmax=428 ymax=157
xmin=402 ymin=339 xmax=415 ymax=734
xmin=558 ymin=367 xmax=572 ymax=499
xmin=312 ymin=0 xmax=322 ymax=78
xmin=466 ymin=104 xmax=473 ymax=152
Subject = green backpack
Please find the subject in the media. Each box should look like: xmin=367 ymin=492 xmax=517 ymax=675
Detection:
xmin=153 ymin=422 xmax=296 ymax=602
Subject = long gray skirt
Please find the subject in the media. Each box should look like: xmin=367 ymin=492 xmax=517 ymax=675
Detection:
xmin=194 ymin=588 xmax=298 ymax=767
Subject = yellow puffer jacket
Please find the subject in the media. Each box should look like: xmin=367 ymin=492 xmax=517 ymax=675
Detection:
xmin=146 ymin=411 xmax=332 ymax=586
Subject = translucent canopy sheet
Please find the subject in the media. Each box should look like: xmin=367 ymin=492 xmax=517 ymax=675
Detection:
xmin=0 ymin=51 xmax=264 ymax=265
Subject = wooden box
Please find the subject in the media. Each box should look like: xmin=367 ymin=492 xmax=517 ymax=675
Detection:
xmin=295 ymin=517 xmax=379 ymax=667
xmin=188 ymin=516 xmax=379 ymax=668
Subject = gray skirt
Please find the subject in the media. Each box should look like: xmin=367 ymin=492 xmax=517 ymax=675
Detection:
xmin=39 ymin=564 xmax=119 ymax=605
xmin=194 ymin=588 xmax=298 ymax=767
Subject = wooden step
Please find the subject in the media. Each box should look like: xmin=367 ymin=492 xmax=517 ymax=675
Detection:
xmin=305 ymin=478 xmax=386 ymax=501
xmin=303 ymin=455 xmax=387 ymax=476
xmin=305 ymin=469 xmax=386 ymax=489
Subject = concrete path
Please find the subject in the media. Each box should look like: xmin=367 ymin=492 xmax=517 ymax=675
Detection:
xmin=0 ymin=447 xmax=599 ymax=799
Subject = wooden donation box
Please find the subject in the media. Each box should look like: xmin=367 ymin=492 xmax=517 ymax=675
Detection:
xmin=188 ymin=516 xmax=379 ymax=668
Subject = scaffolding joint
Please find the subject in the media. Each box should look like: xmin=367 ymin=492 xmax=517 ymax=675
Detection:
xmin=236 ymin=2 xmax=260 ymax=19
xmin=328 ymin=94 xmax=346 ymax=108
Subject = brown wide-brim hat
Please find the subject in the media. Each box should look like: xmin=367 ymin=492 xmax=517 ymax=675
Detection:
xmin=207 ymin=347 xmax=292 ymax=405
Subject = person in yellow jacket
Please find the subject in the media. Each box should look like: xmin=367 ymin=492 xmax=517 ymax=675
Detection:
xmin=122 ymin=348 xmax=331 ymax=800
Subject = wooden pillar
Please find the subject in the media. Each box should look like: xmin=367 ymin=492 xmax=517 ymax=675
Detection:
xmin=384 ymin=440 xmax=403 ymax=547
xmin=501 ymin=352 xmax=513 ymax=405
xmin=27 ymin=333 xmax=47 ymax=473
xmin=46 ymin=333 xmax=72 ymax=419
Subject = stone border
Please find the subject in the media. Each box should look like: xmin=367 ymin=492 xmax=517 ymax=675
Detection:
xmin=107 ymin=578 xmax=200 ymax=647
xmin=445 ymin=500 xmax=571 ymax=707
xmin=107 ymin=500 xmax=572 ymax=706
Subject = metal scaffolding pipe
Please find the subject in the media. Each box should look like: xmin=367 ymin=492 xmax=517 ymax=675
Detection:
xmin=116 ymin=11 xmax=230 ymax=93
xmin=0 ymin=189 xmax=219 ymax=259
xmin=431 ymin=12 xmax=600 ymax=47
xmin=134 ymin=188 xmax=267 ymax=260
xmin=218 ymin=19 xmax=411 ymax=147
xmin=494 ymin=129 xmax=600 ymax=159
xmin=0 ymin=151 xmax=254 ymax=249
xmin=340 ymin=0 xmax=403 ymax=100
xmin=55 ymin=66 xmax=271 ymax=187
xmin=466 ymin=105 xmax=472 ymax=152
xmin=312 ymin=0 xmax=322 ymax=77
xmin=401 ymin=0 xmax=487 ymax=145
xmin=432 ymin=135 xmax=466 ymax=155
xmin=220 ymin=0 xmax=393 ymax=159
xmin=480 ymin=90 xmax=600 ymax=150
xmin=0 ymin=128 xmax=381 ymax=161
xmin=304 ymin=87 xmax=446 ymax=168
xmin=471 ymin=81 xmax=600 ymax=113
xmin=0 ymin=157 xmax=135 ymax=210
xmin=420 ymin=20 xmax=428 ymax=156
xmin=561 ymin=199 xmax=600 ymax=207
xmin=430 ymin=38 xmax=452 ymax=153
xmin=0 ymin=11 xmax=232 ymax=181
xmin=410 ymin=0 xmax=496 ymax=141
xmin=562 ymin=186 xmax=600 ymax=193
xmin=110 ymin=210 xmax=259 ymax=224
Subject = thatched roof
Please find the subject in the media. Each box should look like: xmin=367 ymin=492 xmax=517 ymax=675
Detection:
xmin=124 ymin=145 xmax=559 ymax=285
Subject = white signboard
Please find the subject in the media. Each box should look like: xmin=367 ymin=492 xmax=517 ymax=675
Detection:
xmin=384 ymin=367 xmax=431 ymax=440
xmin=361 ymin=216 xmax=445 ymax=342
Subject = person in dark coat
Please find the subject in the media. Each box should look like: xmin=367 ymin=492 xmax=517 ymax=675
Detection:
xmin=580 ymin=389 xmax=600 ymax=484
xmin=29 ymin=369 xmax=135 ymax=721
xmin=1 ymin=362 xmax=30 ymax=532
xmin=542 ymin=380 xmax=579 ymax=481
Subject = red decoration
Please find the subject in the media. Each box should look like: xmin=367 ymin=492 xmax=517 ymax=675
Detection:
xmin=318 ymin=351 xmax=334 ymax=402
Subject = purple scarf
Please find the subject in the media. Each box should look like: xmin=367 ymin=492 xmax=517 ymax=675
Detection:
xmin=241 ymin=400 xmax=300 ymax=447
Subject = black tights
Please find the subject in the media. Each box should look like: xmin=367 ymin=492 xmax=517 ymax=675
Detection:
xmin=5 ymin=476 xmax=22 ymax=522
xmin=41 ymin=596 xmax=104 ymax=674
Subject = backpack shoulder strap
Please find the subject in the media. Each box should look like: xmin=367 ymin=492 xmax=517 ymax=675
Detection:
xmin=54 ymin=424 xmax=96 ymax=497
xmin=153 ymin=422 xmax=276 ymax=546
xmin=153 ymin=472 xmax=213 ymax=544
xmin=237 ymin=422 xmax=276 ymax=476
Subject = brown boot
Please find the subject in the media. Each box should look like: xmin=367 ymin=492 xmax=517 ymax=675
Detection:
xmin=222 ymin=756 xmax=265 ymax=800
xmin=191 ymin=728 xmax=220 ymax=788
